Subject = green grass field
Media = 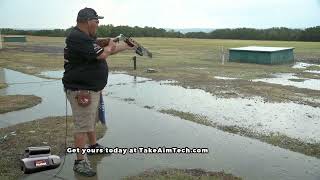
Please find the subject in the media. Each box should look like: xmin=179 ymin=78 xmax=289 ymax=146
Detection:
xmin=2 ymin=36 xmax=320 ymax=75
xmin=124 ymin=168 xmax=241 ymax=180
xmin=0 ymin=95 xmax=42 ymax=114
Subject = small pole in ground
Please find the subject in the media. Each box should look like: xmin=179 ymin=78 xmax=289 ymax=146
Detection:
xmin=221 ymin=46 xmax=225 ymax=65
xmin=132 ymin=56 xmax=137 ymax=70
xmin=0 ymin=30 xmax=2 ymax=50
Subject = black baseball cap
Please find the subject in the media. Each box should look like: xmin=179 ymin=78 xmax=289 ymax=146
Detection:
xmin=77 ymin=7 xmax=104 ymax=21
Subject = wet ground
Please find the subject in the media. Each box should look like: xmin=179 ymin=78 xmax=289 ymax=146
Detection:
xmin=17 ymin=69 xmax=320 ymax=143
xmin=252 ymin=73 xmax=320 ymax=91
xmin=214 ymin=62 xmax=320 ymax=91
xmin=107 ymin=75 xmax=320 ymax=143
xmin=0 ymin=70 xmax=65 ymax=128
xmin=0 ymin=68 xmax=320 ymax=179
xmin=23 ymin=98 xmax=320 ymax=180
xmin=292 ymin=62 xmax=320 ymax=70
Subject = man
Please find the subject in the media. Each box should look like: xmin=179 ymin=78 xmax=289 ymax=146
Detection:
xmin=63 ymin=7 xmax=132 ymax=177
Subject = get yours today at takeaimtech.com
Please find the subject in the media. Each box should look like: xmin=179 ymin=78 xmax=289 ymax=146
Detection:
xmin=67 ymin=147 xmax=210 ymax=155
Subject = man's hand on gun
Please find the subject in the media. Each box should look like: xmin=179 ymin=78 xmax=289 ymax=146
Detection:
xmin=96 ymin=38 xmax=115 ymax=54
xmin=96 ymin=34 xmax=152 ymax=58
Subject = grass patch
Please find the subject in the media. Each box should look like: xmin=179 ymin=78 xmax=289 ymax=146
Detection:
xmin=0 ymin=116 xmax=107 ymax=180
xmin=0 ymin=95 xmax=42 ymax=114
xmin=306 ymin=65 xmax=320 ymax=71
xmin=288 ymin=78 xmax=306 ymax=82
xmin=296 ymin=72 xmax=320 ymax=80
xmin=0 ymin=50 xmax=63 ymax=77
xmin=0 ymin=83 xmax=8 ymax=89
xmin=159 ymin=109 xmax=212 ymax=126
xmin=159 ymin=109 xmax=320 ymax=159
xmin=143 ymin=105 xmax=154 ymax=109
xmin=123 ymin=98 xmax=135 ymax=102
xmin=124 ymin=168 xmax=241 ymax=180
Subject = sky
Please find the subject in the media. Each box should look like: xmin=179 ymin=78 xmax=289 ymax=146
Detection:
xmin=0 ymin=0 xmax=319 ymax=30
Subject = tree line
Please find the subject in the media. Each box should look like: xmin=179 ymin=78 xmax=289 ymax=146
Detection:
xmin=1 ymin=25 xmax=319 ymax=42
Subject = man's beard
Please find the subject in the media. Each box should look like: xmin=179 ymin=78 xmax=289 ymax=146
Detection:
xmin=89 ymin=31 xmax=97 ymax=39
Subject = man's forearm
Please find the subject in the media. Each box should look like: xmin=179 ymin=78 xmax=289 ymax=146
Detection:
xmin=111 ymin=43 xmax=131 ymax=55
xmin=101 ymin=41 xmax=132 ymax=58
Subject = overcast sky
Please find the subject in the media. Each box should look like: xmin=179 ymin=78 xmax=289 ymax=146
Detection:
xmin=1 ymin=0 xmax=319 ymax=29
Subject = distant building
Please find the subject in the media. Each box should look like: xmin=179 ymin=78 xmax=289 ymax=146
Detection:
xmin=3 ymin=35 xmax=27 ymax=43
xmin=229 ymin=46 xmax=294 ymax=64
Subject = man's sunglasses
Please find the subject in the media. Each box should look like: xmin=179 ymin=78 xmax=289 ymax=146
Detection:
xmin=88 ymin=18 xmax=99 ymax=24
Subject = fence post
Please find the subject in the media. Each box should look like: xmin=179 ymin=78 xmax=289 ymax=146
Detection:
xmin=132 ymin=56 xmax=137 ymax=70
xmin=0 ymin=30 xmax=2 ymax=49
xmin=221 ymin=46 xmax=225 ymax=65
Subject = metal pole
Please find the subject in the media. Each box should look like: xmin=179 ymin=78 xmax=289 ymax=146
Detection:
xmin=221 ymin=46 xmax=225 ymax=65
xmin=132 ymin=56 xmax=137 ymax=70
xmin=0 ymin=30 xmax=2 ymax=49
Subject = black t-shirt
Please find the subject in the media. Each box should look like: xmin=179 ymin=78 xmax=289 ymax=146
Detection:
xmin=62 ymin=27 xmax=108 ymax=91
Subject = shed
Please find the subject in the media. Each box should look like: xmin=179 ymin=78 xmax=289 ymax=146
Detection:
xmin=229 ymin=46 xmax=294 ymax=64
xmin=3 ymin=35 xmax=27 ymax=43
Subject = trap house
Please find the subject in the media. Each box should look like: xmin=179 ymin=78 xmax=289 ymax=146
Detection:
xmin=229 ymin=46 xmax=294 ymax=65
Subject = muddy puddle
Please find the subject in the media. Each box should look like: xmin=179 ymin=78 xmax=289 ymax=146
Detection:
xmin=1 ymin=69 xmax=320 ymax=180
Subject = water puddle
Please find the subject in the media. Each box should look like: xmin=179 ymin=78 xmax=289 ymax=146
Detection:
xmin=23 ymin=99 xmax=320 ymax=180
xmin=292 ymin=62 xmax=320 ymax=74
xmin=38 ymin=71 xmax=63 ymax=79
xmin=252 ymin=73 xmax=320 ymax=91
xmin=3 ymin=69 xmax=319 ymax=143
xmin=214 ymin=76 xmax=238 ymax=80
xmin=1 ymin=69 xmax=320 ymax=180
xmin=191 ymin=67 xmax=208 ymax=70
xmin=107 ymin=74 xmax=319 ymax=143
xmin=292 ymin=62 xmax=320 ymax=69
xmin=305 ymin=70 xmax=320 ymax=74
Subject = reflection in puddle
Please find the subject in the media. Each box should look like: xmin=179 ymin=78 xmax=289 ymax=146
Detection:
xmin=252 ymin=73 xmax=320 ymax=91
xmin=214 ymin=76 xmax=238 ymax=80
xmin=38 ymin=71 xmax=63 ymax=79
xmin=191 ymin=67 xmax=208 ymax=70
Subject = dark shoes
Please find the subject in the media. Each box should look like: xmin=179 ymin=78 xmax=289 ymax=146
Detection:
xmin=87 ymin=143 xmax=111 ymax=155
xmin=88 ymin=143 xmax=105 ymax=149
xmin=73 ymin=143 xmax=111 ymax=177
xmin=86 ymin=143 xmax=104 ymax=155
xmin=73 ymin=159 xmax=96 ymax=177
